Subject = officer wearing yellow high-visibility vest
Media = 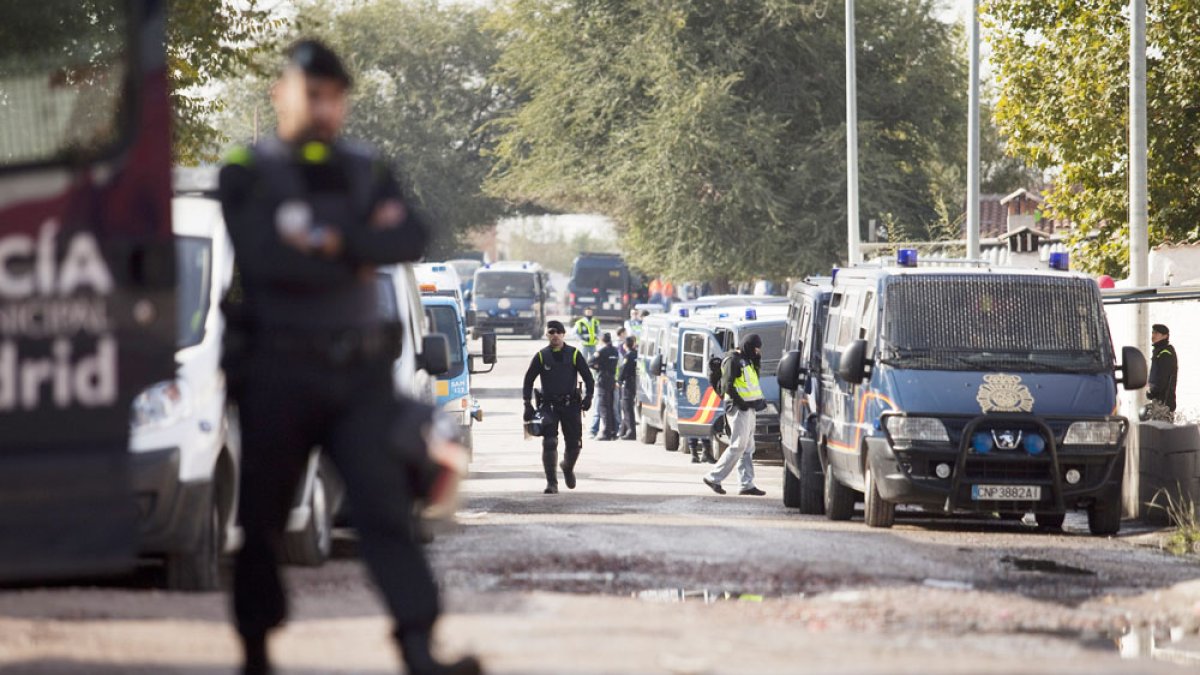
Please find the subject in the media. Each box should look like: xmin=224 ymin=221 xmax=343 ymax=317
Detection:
xmin=573 ymin=307 xmax=601 ymax=362
xmin=702 ymin=334 xmax=768 ymax=496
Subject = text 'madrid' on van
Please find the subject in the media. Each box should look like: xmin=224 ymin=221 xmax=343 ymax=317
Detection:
xmin=776 ymin=251 xmax=1147 ymax=535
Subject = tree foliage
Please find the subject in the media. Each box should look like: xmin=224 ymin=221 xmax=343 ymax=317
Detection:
xmin=486 ymin=0 xmax=968 ymax=281
xmin=984 ymin=0 xmax=1200 ymax=276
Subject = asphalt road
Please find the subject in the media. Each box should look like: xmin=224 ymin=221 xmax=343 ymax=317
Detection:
xmin=2 ymin=333 xmax=1199 ymax=674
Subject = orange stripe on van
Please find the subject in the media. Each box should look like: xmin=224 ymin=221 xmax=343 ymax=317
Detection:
xmin=827 ymin=392 xmax=897 ymax=453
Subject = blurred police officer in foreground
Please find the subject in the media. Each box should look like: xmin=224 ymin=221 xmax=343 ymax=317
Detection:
xmin=523 ymin=320 xmax=595 ymax=493
xmin=219 ymin=40 xmax=480 ymax=675
xmin=702 ymin=334 xmax=768 ymax=496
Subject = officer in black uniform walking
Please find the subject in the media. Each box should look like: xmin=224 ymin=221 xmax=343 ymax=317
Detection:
xmin=523 ymin=320 xmax=595 ymax=493
xmin=218 ymin=40 xmax=480 ymax=675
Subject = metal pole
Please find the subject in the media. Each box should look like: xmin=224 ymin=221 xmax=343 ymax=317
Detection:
xmin=1125 ymin=0 xmax=1149 ymax=519
xmin=966 ymin=0 xmax=981 ymax=260
xmin=846 ymin=0 xmax=861 ymax=265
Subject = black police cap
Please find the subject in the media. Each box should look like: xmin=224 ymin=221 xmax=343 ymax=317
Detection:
xmin=284 ymin=39 xmax=352 ymax=88
xmin=547 ymin=320 xmax=566 ymax=333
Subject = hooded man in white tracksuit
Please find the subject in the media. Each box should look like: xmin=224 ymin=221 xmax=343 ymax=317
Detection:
xmin=702 ymin=333 xmax=767 ymax=496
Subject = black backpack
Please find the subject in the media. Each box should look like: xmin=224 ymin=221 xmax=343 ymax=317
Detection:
xmin=709 ymin=353 xmax=735 ymax=398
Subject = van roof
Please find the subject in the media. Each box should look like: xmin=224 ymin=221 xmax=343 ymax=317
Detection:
xmin=420 ymin=295 xmax=461 ymax=309
xmin=481 ymin=261 xmax=540 ymax=271
xmin=833 ymin=265 xmax=1093 ymax=284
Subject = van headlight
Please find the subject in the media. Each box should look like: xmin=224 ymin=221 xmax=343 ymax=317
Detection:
xmin=1063 ymin=421 xmax=1123 ymax=446
xmin=885 ymin=417 xmax=950 ymax=447
xmin=131 ymin=380 xmax=188 ymax=431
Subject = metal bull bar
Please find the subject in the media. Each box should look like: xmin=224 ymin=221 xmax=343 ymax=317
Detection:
xmin=945 ymin=413 xmax=1066 ymax=514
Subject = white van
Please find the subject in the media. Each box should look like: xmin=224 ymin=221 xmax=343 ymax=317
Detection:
xmin=415 ymin=262 xmax=466 ymax=315
xmin=129 ymin=196 xmax=238 ymax=591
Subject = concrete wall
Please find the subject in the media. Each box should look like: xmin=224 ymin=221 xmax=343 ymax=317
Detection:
xmin=1139 ymin=423 xmax=1200 ymax=524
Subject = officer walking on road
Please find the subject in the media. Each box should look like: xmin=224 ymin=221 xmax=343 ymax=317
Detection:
xmin=218 ymin=40 xmax=480 ymax=675
xmin=590 ymin=332 xmax=621 ymax=440
xmin=1148 ymin=323 xmax=1178 ymax=422
xmin=523 ymin=320 xmax=595 ymax=494
xmin=702 ymin=334 xmax=767 ymax=496
xmin=618 ymin=336 xmax=638 ymax=440
xmin=573 ymin=307 xmax=601 ymax=362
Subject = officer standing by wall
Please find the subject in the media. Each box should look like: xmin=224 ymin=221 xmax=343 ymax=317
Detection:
xmin=523 ymin=320 xmax=595 ymax=493
xmin=702 ymin=334 xmax=767 ymax=496
xmin=1148 ymin=323 xmax=1178 ymax=422
xmin=618 ymin=336 xmax=638 ymax=440
xmin=573 ymin=307 xmax=601 ymax=362
xmin=590 ymin=333 xmax=621 ymax=440
xmin=218 ymin=40 xmax=480 ymax=675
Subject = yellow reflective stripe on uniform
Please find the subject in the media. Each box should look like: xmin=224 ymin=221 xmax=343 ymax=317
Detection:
xmin=225 ymin=145 xmax=252 ymax=166
xmin=733 ymin=362 xmax=764 ymax=401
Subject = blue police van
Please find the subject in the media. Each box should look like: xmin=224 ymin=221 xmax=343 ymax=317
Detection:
xmin=470 ymin=262 xmax=548 ymax=339
xmin=422 ymin=296 xmax=497 ymax=453
xmin=777 ymin=278 xmax=833 ymax=513
xmin=783 ymin=253 xmax=1147 ymax=534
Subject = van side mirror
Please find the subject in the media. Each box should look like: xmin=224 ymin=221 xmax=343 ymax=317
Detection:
xmin=1119 ymin=345 xmax=1148 ymax=390
xmin=482 ymin=333 xmax=498 ymax=365
xmin=421 ymin=334 xmax=450 ymax=376
xmin=650 ymin=353 xmax=664 ymax=377
xmin=778 ymin=350 xmax=803 ymax=391
xmin=837 ymin=339 xmax=869 ymax=384
xmin=465 ymin=309 xmax=476 ymax=328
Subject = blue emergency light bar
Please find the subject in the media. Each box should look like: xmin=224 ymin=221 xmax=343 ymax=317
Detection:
xmin=1048 ymin=252 xmax=1069 ymax=271
xmin=431 ymin=265 xmax=447 ymax=272
xmin=744 ymin=308 xmax=757 ymax=320
xmin=897 ymin=249 xmax=918 ymax=267
xmin=677 ymin=307 xmax=689 ymax=317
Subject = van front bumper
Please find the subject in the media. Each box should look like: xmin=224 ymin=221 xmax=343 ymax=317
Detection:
xmin=867 ymin=413 xmax=1127 ymax=513
xmin=475 ymin=316 xmax=537 ymax=335
xmin=131 ymin=447 xmax=211 ymax=554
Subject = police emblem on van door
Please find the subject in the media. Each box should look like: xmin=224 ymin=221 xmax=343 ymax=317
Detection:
xmin=976 ymin=374 xmax=1035 ymax=413
xmin=686 ymin=378 xmax=701 ymax=405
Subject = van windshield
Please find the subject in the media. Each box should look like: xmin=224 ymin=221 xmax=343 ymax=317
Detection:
xmin=475 ymin=271 xmax=535 ymax=298
xmin=574 ymin=266 xmax=627 ymax=290
xmin=880 ymin=275 xmax=1110 ymax=373
xmin=739 ymin=324 xmax=786 ymax=376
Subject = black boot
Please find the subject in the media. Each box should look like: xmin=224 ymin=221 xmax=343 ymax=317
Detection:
xmin=241 ymin=632 xmax=273 ymax=675
xmin=690 ymin=442 xmax=702 ymax=464
xmin=397 ymin=628 xmax=483 ymax=675
xmin=701 ymin=441 xmax=717 ymax=464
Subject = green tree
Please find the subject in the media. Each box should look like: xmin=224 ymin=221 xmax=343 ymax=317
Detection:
xmin=984 ymin=0 xmax=1200 ymax=275
xmin=486 ymin=0 xmax=968 ymax=282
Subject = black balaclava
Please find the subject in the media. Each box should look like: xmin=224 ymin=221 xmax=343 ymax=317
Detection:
xmin=740 ymin=333 xmax=763 ymax=370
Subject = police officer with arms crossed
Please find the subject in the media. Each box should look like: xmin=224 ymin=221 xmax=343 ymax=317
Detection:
xmin=702 ymin=334 xmax=768 ymax=496
xmin=590 ymin=332 xmax=621 ymax=440
xmin=524 ymin=320 xmax=595 ymax=493
xmin=218 ymin=40 xmax=480 ymax=675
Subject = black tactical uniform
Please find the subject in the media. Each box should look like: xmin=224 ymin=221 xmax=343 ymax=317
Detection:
xmin=523 ymin=342 xmax=595 ymax=492
xmin=618 ymin=344 xmax=638 ymax=440
xmin=591 ymin=340 xmax=620 ymax=440
xmin=219 ymin=131 xmax=464 ymax=673
xmin=1149 ymin=337 xmax=1178 ymax=413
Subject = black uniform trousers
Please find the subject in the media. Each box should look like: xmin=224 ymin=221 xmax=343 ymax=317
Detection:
xmin=619 ymin=384 xmax=637 ymax=438
xmin=234 ymin=351 xmax=438 ymax=639
xmin=541 ymin=400 xmax=583 ymax=487
xmin=596 ymin=383 xmax=617 ymax=439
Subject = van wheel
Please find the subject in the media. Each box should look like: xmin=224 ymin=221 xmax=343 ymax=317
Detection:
xmin=165 ymin=487 xmax=222 ymax=592
xmin=1087 ymin=488 xmax=1122 ymax=536
xmin=863 ymin=465 xmax=895 ymax=528
xmin=799 ymin=444 xmax=825 ymax=515
xmin=284 ymin=471 xmax=333 ymax=567
xmin=782 ymin=463 xmax=801 ymax=508
xmin=1035 ymin=512 xmax=1066 ymax=530
xmin=639 ymin=419 xmax=658 ymax=445
xmin=824 ymin=462 xmax=855 ymax=521
xmin=663 ymin=426 xmax=680 ymax=452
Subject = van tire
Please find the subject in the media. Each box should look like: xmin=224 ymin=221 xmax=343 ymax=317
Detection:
xmin=799 ymin=444 xmax=825 ymax=515
xmin=824 ymin=463 xmax=855 ymax=521
xmin=165 ymin=487 xmax=222 ymax=592
xmin=863 ymin=465 xmax=895 ymax=528
xmin=782 ymin=464 xmax=801 ymax=508
xmin=284 ymin=470 xmax=333 ymax=567
xmin=639 ymin=418 xmax=658 ymax=445
xmin=664 ymin=426 xmax=680 ymax=452
xmin=1035 ymin=512 xmax=1066 ymax=530
xmin=1087 ymin=489 xmax=1122 ymax=536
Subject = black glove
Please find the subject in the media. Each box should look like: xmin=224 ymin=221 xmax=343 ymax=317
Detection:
xmin=581 ymin=395 xmax=592 ymax=412
xmin=523 ymin=401 xmax=536 ymax=422
xmin=754 ymin=399 xmax=768 ymax=412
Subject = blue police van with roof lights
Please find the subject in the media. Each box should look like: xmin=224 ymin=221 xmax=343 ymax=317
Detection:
xmin=470 ymin=262 xmax=548 ymax=339
xmin=421 ymin=295 xmax=496 ymax=454
xmin=792 ymin=250 xmax=1147 ymax=534
xmin=776 ymin=278 xmax=834 ymax=513
xmin=697 ymin=304 xmax=790 ymax=458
